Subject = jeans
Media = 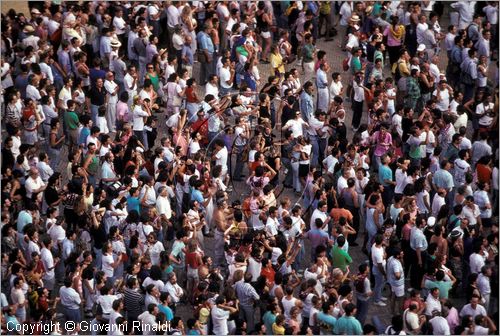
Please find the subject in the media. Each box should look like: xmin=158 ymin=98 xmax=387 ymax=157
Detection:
xmin=200 ymin=54 xmax=215 ymax=84
xmin=291 ymin=161 xmax=301 ymax=192
xmin=355 ymin=297 xmax=369 ymax=325
xmin=281 ymin=158 xmax=293 ymax=187
xmin=309 ymin=136 xmax=320 ymax=167
xmin=240 ymin=305 xmax=255 ymax=333
xmin=134 ymin=130 xmax=148 ymax=149
xmin=90 ymin=104 xmax=99 ymax=125
xmin=94 ymin=246 xmax=102 ymax=269
xmin=372 ymin=266 xmax=385 ymax=302
xmin=233 ymin=145 xmax=245 ymax=180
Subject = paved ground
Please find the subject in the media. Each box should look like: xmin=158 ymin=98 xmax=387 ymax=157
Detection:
xmin=3 ymin=2 xmax=497 ymax=332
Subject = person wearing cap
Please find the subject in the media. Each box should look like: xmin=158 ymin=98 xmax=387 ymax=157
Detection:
xmin=21 ymin=25 xmax=40 ymax=50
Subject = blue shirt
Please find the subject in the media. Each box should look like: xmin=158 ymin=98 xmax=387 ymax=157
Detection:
xmin=262 ymin=311 xmax=276 ymax=334
xmin=17 ymin=210 xmax=32 ymax=233
xmin=197 ymin=31 xmax=214 ymax=54
xmin=379 ymin=165 xmax=393 ymax=187
xmin=433 ymin=169 xmax=454 ymax=189
xmin=89 ymin=68 xmax=106 ymax=87
xmin=158 ymin=304 xmax=174 ymax=321
xmin=79 ymin=127 xmax=90 ymax=145
xmin=300 ymin=91 xmax=314 ymax=121
xmin=190 ymin=189 xmax=204 ymax=204
xmin=126 ymin=196 xmax=140 ymax=214
xmin=182 ymin=45 xmax=194 ymax=66
xmin=243 ymin=72 xmax=257 ymax=91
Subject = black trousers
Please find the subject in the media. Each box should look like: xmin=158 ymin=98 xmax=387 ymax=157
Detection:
xmin=351 ymin=100 xmax=363 ymax=129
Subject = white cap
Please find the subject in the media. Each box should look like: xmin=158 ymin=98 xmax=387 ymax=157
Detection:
xmin=417 ymin=44 xmax=426 ymax=52
xmin=427 ymin=216 xmax=436 ymax=227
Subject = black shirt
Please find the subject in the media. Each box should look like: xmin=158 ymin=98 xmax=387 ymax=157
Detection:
xmin=88 ymin=86 xmax=106 ymax=106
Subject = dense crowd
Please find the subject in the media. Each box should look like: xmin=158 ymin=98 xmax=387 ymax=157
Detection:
xmin=0 ymin=0 xmax=499 ymax=335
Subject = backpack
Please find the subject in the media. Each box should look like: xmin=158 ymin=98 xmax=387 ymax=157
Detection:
xmin=355 ymin=274 xmax=366 ymax=293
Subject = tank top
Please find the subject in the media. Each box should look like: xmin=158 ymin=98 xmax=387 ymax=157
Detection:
xmin=256 ymin=11 xmax=269 ymax=32
xmin=50 ymin=131 xmax=63 ymax=150
xmin=86 ymin=154 xmax=99 ymax=176
xmin=148 ymin=73 xmax=160 ymax=91
xmin=185 ymin=251 xmax=201 ymax=269
xmin=340 ymin=188 xmax=355 ymax=208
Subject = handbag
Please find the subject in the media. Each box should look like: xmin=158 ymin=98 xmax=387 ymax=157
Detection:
xmin=460 ymin=61 xmax=474 ymax=85
xmin=197 ymin=50 xmax=207 ymax=63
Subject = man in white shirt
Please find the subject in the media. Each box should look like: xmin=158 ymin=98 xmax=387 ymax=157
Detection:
xmin=25 ymin=168 xmax=46 ymax=199
xmin=469 ymin=245 xmax=487 ymax=275
xmin=137 ymin=304 xmax=159 ymax=336
xmin=477 ymin=266 xmax=492 ymax=313
xmin=310 ymin=201 xmax=329 ymax=232
xmin=60 ymin=278 xmax=82 ymax=322
xmin=460 ymin=295 xmax=487 ymax=318
xmin=104 ymin=72 xmax=119 ymax=133
xmin=163 ymin=273 xmax=184 ymax=305
xmin=213 ymin=139 xmax=229 ymax=179
xmin=265 ymin=206 xmax=280 ymax=237
xmin=36 ymin=153 xmax=54 ymax=183
xmin=40 ymin=236 xmax=57 ymax=292
xmin=425 ymin=287 xmax=442 ymax=316
xmin=212 ymin=295 xmax=236 ymax=335
xmin=166 ymin=2 xmax=180 ymax=51
xmin=156 ymin=186 xmax=173 ymax=221
xmin=219 ymin=57 xmax=235 ymax=96
xmin=124 ymin=65 xmax=138 ymax=108
xmin=429 ymin=310 xmax=451 ymax=335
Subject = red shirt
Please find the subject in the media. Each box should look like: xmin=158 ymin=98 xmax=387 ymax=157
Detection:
xmin=191 ymin=118 xmax=209 ymax=145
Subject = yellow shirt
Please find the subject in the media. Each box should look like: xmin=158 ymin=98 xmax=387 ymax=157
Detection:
xmin=272 ymin=323 xmax=285 ymax=335
xmin=270 ymin=53 xmax=285 ymax=74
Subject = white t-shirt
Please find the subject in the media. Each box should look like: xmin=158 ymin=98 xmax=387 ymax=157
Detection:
xmin=469 ymin=253 xmax=486 ymax=274
xmin=148 ymin=241 xmax=165 ymax=266
xmin=219 ymin=67 xmax=232 ymax=89
xmin=132 ymin=105 xmax=148 ymax=130
xmin=215 ymin=146 xmax=228 ymax=171
xmin=25 ymin=176 xmax=46 ymax=199
xmin=211 ymin=306 xmax=230 ymax=335
xmin=371 ymin=244 xmax=386 ymax=270
xmin=433 ymin=88 xmax=450 ymax=112
xmin=102 ymin=254 xmax=115 ymax=277
xmin=429 ymin=316 xmax=450 ymax=335
xmin=156 ymin=195 xmax=172 ymax=220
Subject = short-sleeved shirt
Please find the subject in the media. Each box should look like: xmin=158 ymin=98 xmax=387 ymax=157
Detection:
xmin=425 ymin=279 xmax=453 ymax=299
xmin=379 ymin=165 xmax=393 ymax=187
xmin=410 ymin=227 xmax=428 ymax=251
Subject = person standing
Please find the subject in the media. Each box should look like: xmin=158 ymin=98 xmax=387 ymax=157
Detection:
xmin=371 ymin=234 xmax=388 ymax=307
xmin=387 ymin=247 xmax=405 ymax=315
xmin=104 ymin=72 xmax=119 ymax=133
xmin=316 ymin=62 xmax=329 ymax=112
xmin=302 ymin=34 xmax=316 ymax=84
xmin=197 ymin=23 xmax=215 ymax=85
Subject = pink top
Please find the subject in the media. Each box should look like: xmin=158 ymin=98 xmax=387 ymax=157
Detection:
xmin=372 ymin=131 xmax=392 ymax=157
xmin=383 ymin=26 xmax=403 ymax=47
xmin=116 ymin=101 xmax=130 ymax=122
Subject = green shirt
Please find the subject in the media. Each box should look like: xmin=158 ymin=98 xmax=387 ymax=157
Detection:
xmin=303 ymin=43 xmax=314 ymax=63
xmin=424 ymin=279 xmax=453 ymax=299
xmin=331 ymin=245 xmax=352 ymax=273
xmin=64 ymin=110 xmax=79 ymax=130
xmin=333 ymin=316 xmax=363 ymax=335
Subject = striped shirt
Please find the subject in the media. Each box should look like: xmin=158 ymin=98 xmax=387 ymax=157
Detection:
xmin=123 ymin=287 xmax=145 ymax=319
xmin=234 ymin=280 xmax=259 ymax=307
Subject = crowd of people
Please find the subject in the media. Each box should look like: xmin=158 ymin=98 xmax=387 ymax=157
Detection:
xmin=0 ymin=0 xmax=499 ymax=335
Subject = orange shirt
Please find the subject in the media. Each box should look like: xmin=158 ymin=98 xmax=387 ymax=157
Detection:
xmin=330 ymin=208 xmax=353 ymax=223
xmin=476 ymin=164 xmax=492 ymax=184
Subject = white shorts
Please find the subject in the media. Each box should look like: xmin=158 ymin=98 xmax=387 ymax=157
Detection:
xmin=261 ymin=31 xmax=271 ymax=39
xmin=391 ymin=284 xmax=405 ymax=297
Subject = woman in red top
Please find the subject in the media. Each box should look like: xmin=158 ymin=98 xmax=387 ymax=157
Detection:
xmin=185 ymin=78 xmax=201 ymax=121
xmin=185 ymin=239 xmax=203 ymax=303
xmin=260 ymin=257 xmax=276 ymax=286
xmin=476 ymin=156 xmax=493 ymax=184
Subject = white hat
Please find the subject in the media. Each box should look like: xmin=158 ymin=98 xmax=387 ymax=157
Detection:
xmin=110 ymin=39 xmax=122 ymax=48
xmin=427 ymin=216 xmax=436 ymax=227
xmin=350 ymin=14 xmax=361 ymax=22
xmin=417 ymin=44 xmax=426 ymax=52
xmin=31 ymin=8 xmax=41 ymax=15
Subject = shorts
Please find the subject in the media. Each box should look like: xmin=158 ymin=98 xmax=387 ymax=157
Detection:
xmin=391 ymin=284 xmax=405 ymax=297
xmin=261 ymin=31 xmax=271 ymax=39
xmin=187 ymin=266 xmax=199 ymax=280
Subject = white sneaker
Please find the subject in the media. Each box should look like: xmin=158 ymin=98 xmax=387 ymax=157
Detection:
xmin=374 ymin=301 xmax=387 ymax=306
xmin=380 ymin=297 xmax=388 ymax=301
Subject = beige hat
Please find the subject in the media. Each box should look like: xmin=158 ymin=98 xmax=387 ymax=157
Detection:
xmin=23 ymin=25 xmax=35 ymax=33
xmin=31 ymin=8 xmax=41 ymax=15
xmin=417 ymin=43 xmax=426 ymax=52
xmin=365 ymin=6 xmax=373 ymax=14
xmin=110 ymin=39 xmax=122 ymax=48
xmin=350 ymin=14 xmax=361 ymax=22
